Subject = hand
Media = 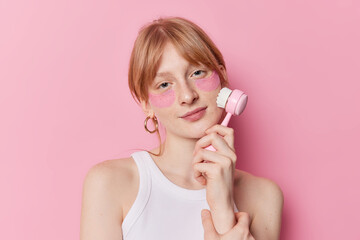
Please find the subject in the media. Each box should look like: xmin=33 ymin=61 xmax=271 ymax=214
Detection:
xmin=201 ymin=209 xmax=255 ymax=240
xmin=192 ymin=124 xmax=237 ymax=233
xmin=192 ymin=124 xmax=237 ymax=204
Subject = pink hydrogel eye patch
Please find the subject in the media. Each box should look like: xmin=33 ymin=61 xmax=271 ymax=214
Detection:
xmin=195 ymin=71 xmax=220 ymax=91
xmin=148 ymin=89 xmax=175 ymax=108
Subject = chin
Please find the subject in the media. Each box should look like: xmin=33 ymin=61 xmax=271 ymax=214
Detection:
xmin=189 ymin=132 xmax=207 ymax=140
xmin=189 ymin=123 xmax=215 ymax=138
xmin=175 ymin=127 xmax=207 ymax=139
xmin=194 ymin=129 xmax=208 ymax=138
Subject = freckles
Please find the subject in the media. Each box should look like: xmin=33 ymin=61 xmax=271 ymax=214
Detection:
xmin=148 ymin=89 xmax=175 ymax=108
xmin=195 ymin=71 xmax=220 ymax=91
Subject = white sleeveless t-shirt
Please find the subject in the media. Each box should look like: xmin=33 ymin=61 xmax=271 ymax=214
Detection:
xmin=121 ymin=150 xmax=239 ymax=240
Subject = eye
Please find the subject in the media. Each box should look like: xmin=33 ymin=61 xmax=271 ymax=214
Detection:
xmin=192 ymin=70 xmax=205 ymax=77
xmin=158 ymin=82 xmax=170 ymax=89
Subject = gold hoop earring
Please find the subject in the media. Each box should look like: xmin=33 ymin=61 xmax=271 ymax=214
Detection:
xmin=144 ymin=115 xmax=158 ymax=134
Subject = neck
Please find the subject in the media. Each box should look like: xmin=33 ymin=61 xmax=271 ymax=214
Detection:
xmin=150 ymin=132 xmax=204 ymax=188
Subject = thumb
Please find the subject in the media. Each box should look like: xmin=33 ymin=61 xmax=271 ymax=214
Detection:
xmin=201 ymin=209 xmax=219 ymax=240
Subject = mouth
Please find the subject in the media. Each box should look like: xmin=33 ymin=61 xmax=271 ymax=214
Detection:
xmin=180 ymin=107 xmax=207 ymax=121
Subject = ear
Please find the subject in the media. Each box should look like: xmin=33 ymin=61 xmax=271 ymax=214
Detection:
xmin=217 ymin=65 xmax=229 ymax=87
xmin=140 ymin=99 xmax=155 ymax=118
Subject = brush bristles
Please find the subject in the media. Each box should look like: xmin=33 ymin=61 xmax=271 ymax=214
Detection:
xmin=216 ymin=87 xmax=232 ymax=108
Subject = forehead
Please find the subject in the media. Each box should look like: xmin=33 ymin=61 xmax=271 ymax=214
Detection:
xmin=156 ymin=43 xmax=187 ymax=72
xmin=155 ymin=42 xmax=204 ymax=76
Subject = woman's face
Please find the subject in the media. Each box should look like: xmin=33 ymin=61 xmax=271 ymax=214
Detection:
xmin=142 ymin=42 xmax=226 ymax=139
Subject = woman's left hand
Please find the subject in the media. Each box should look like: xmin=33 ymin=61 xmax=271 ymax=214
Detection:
xmin=201 ymin=210 xmax=255 ymax=240
xmin=192 ymin=124 xmax=237 ymax=234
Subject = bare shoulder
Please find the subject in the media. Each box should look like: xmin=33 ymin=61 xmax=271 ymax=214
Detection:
xmin=234 ymin=169 xmax=283 ymax=203
xmin=80 ymin=156 xmax=138 ymax=239
xmin=233 ymin=169 xmax=284 ymax=240
xmin=84 ymin=156 xmax=138 ymax=189
xmin=83 ymin=156 xmax=139 ymax=213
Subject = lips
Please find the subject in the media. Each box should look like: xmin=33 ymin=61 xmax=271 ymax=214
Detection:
xmin=180 ymin=107 xmax=207 ymax=118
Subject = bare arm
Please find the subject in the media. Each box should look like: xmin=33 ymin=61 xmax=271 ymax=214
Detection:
xmin=250 ymin=178 xmax=284 ymax=240
xmin=80 ymin=163 xmax=123 ymax=240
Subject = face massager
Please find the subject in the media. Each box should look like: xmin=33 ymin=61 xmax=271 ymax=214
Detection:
xmin=205 ymin=87 xmax=248 ymax=151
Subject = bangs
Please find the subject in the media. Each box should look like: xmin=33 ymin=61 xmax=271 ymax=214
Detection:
xmin=169 ymin=29 xmax=217 ymax=70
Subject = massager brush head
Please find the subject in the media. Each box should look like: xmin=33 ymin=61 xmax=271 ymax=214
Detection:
xmin=216 ymin=87 xmax=233 ymax=108
xmin=216 ymin=87 xmax=248 ymax=115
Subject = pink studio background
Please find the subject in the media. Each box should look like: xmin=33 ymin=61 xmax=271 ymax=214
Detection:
xmin=1 ymin=0 xmax=359 ymax=239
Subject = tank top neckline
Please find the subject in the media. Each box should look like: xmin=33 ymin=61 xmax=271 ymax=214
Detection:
xmin=142 ymin=150 xmax=207 ymax=201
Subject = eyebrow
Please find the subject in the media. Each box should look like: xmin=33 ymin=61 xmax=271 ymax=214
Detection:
xmin=155 ymin=64 xmax=202 ymax=78
xmin=156 ymin=72 xmax=173 ymax=77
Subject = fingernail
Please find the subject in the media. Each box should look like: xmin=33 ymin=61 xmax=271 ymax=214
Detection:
xmin=201 ymin=210 xmax=206 ymax=218
xmin=201 ymin=209 xmax=209 ymax=218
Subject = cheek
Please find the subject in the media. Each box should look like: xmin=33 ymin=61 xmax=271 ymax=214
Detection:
xmin=195 ymin=71 xmax=221 ymax=92
xmin=148 ymin=89 xmax=175 ymax=108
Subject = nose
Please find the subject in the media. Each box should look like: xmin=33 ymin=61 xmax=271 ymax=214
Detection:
xmin=177 ymin=81 xmax=199 ymax=105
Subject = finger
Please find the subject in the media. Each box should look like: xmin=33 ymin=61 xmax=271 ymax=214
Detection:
xmin=194 ymin=134 xmax=237 ymax=165
xmin=205 ymin=125 xmax=235 ymax=151
xmin=193 ymin=149 xmax=234 ymax=171
xmin=192 ymin=151 xmax=231 ymax=183
xmin=192 ymin=150 xmax=233 ymax=184
xmin=194 ymin=132 xmax=231 ymax=155
xmin=234 ymin=211 xmax=251 ymax=229
xmin=193 ymin=161 xmax=224 ymax=181
xmin=205 ymin=124 xmax=234 ymax=137
xmin=192 ymin=154 xmax=206 ymax=185
xmin=194 ymin=171 xmax=207 ymax=185
xmin=201 ymin=209 xmax=219 ymax=240
xmin=193 ymin=161 xmax=211 ymax=184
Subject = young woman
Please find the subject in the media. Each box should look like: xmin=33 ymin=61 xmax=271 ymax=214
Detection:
xmin=80 ymin=16 xmax=284 ymax=240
